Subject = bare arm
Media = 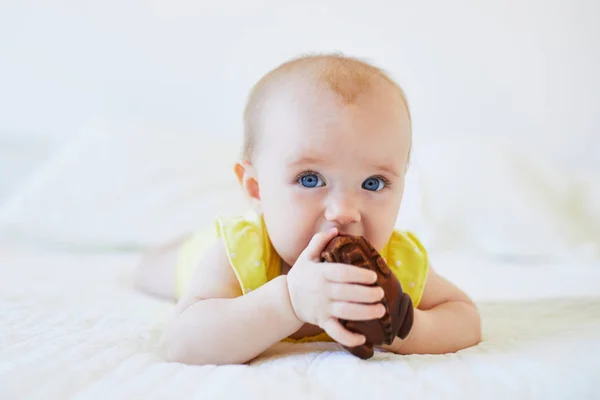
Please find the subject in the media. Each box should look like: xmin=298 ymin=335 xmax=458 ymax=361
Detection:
xmin=163 ymin=239 xmax=303 ymax=365
xmin=381 ymin=265 xmax=482 ymax=355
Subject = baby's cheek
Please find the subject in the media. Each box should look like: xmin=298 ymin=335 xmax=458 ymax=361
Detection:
xmin=367 ymin=215 xmax=397 ymax=251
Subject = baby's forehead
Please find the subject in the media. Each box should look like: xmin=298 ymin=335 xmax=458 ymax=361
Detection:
xmin=265 ymin=74 xmax=408 ymax=131
xmin=261 ymin=70 xmax=407 ymax=129
xmin=246 ymin=55 xmax=411 ymax=164
xmin=261 ymin=94 xmax=409 ymax=166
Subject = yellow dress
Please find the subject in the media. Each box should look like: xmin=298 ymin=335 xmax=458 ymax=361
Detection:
xmin=175 ymin=210 xmax=429 ymax=343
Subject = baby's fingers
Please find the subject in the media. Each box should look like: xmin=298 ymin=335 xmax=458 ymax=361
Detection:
xmin=327 ymin=283 xmax=384 ymax=304
xmin=303 ymin=228 xmax=339 ymax=261
xmin=321 ymin=317 xmax=366 ymax=348
xmin=330 ymin=301 xmax=386 ymax=321
xmin=323 ymin=263 xmax=378 ymax=285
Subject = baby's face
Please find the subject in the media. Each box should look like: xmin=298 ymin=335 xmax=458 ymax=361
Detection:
xmin=251 ymin=79 xmax=411 ymax=268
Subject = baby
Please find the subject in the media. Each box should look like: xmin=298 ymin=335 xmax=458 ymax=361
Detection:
xmin=135 ymin=54 xmax=482 ymax=365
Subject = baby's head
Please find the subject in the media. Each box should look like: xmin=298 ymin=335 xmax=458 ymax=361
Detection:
xmin=234 ymin=54 xmax=412 ymax=268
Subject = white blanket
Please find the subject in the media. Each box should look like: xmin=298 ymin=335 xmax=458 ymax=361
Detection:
xmin=1 ymin=247 xmax=599 ymax=400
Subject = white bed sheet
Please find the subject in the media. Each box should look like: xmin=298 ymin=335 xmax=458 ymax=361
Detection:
xmin=1 ymin=246 xmax=599 ymax=400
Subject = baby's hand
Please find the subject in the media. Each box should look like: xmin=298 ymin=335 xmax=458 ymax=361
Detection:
xmin=286 ymin=228 xmax=386 ymax=348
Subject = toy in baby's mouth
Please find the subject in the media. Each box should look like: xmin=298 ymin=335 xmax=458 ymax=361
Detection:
xmin=320 ymin=235 xmax=414 ymax=359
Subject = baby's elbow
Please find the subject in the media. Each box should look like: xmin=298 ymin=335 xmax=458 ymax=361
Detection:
xmin=163 ymin=325 xmax=247 ymax=366
xmin=165 ymin=346 xmax=187 ymax=364
xmin=163 ymin=323 xmax=210 ymax=365
xmin=163 ymin=327 xmax=189 ymax=364
xmin=164 ymin=336 xmax=191 ymax=364
xmin=164 ymin=337 xmax=214 ymax=366
xmin=468 ymin=303 xmax=483 ymax=347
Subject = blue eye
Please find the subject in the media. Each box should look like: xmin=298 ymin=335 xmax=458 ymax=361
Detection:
xmin=299 ymin=174 xmax=324 ymax=188
xmin=362 ymin=177 xmax=385 ymax=191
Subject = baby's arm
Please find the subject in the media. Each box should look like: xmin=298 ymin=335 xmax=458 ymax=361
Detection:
xmin=164 ymin=239 xmax=303 ymax=365
xmin=164 ymin=229 xmax=384 ymax=365
xmin=381 ymin=265 xmax=482 ymax=355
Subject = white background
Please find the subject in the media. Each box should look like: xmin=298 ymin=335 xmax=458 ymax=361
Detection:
xmin=2 ymin=1 xmax=599 ymax=180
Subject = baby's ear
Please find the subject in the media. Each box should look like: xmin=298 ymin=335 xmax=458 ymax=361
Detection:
xmin=234 ymin=161 xmax=260 ymax=202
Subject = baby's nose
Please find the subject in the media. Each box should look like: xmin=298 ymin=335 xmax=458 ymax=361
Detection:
xmin=324 ymin=194 xmax=361 ymax=226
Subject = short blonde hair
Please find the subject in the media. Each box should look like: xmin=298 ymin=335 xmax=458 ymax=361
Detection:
xmin=241 ymin=53 xmax=412 ymax=162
